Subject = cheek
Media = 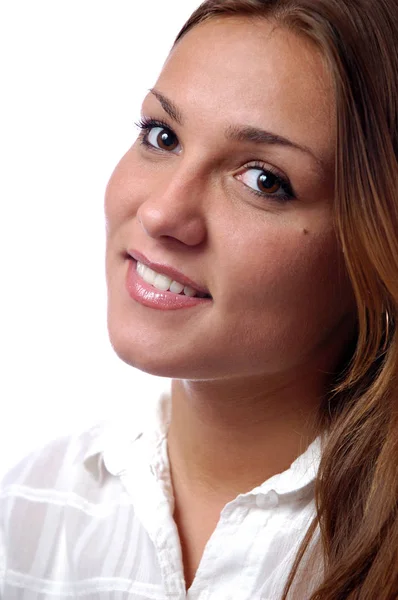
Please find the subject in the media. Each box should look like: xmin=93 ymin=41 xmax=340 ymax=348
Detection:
xmin=215 ymin=230 xmax=352 ymax=368
xmin=104 ymin=149 xmax=146 ymax=230
xmin=224 ymin=227 xmax=350 ymax=317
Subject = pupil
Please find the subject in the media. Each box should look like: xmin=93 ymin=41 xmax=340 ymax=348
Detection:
xmin=160 ymin=130 xmax=175 ymax=148
xmin=259 ymin=172 xmax=277 ymax=190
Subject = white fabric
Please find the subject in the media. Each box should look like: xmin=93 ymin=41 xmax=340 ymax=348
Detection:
xmin=0 ymin=380 xmax=324 ymax=599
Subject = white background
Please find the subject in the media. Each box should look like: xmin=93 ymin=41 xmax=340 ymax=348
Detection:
xmin=0 ymin=1 xmax=201 ymax=477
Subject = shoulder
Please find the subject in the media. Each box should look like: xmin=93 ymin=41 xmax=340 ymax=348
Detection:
xmin=0 ymin=420 xmax=114 ymax=551
xmin=0 ymin=413 xmax=147 ymax=525
xmin=0 ymin=422 xmax=109 ymax=586
xmin=0 ymin=416 xmax=148 ymax=593
xmin=0 ymin=421 xmax=107 ymax=494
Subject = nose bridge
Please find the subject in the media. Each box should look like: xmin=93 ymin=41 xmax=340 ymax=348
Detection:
xmin=159 ymin=154 xmax=209 ymax=207
xmin=137 ymin=154 xmax=210 ymax=245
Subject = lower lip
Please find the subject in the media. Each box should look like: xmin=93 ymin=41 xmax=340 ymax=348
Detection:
xmin=125 ymin=260 xmax=212 ymax=310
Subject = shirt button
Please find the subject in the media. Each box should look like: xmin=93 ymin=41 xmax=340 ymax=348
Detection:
xmin=256 ymin=490 xmax=279 ymax=509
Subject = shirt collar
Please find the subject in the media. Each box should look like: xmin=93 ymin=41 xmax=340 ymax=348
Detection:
xmin=82 ymin=379 xmax=172 ymax=481
xmin=247 ymin=435 xmax=322 ymax=499
xmin=83 ymin=380 xmax=322 ymax=498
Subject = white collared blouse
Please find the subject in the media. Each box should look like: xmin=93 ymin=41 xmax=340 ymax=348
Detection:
xmin=0 ymin=381 xmax=323 ymax=599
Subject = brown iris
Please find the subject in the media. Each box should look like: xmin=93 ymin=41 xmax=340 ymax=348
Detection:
xmin=257 ymin=172 xmax=281 ymax=194
xmin=156 ymin=128 xmax=179 ymax=151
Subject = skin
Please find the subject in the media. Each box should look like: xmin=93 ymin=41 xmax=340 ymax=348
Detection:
xmin=104 ymin=17 xmax=357 ymax=580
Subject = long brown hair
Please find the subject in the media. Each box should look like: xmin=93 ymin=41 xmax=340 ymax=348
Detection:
xmin=172 ymin=1 xmax=398 ymax=598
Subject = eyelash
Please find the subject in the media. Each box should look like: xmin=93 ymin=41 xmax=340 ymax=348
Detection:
xmin=134 ymin=116 xmax=296 ymax=203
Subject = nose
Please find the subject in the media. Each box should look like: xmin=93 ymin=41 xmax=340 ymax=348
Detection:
xmin=136 ymin=162 xmax=208 ymax=246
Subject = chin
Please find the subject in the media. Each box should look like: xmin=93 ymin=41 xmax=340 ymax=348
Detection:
xmin=107 ymin=321 xmax=199 ymax=379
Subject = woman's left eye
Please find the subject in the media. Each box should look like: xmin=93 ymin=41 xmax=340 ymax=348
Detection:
xmin=236 ymin=164 xmax=295 ymax=203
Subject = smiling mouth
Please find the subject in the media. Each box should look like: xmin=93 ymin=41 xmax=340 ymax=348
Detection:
xmin=133 ymin=259 xmax=212 ymax=299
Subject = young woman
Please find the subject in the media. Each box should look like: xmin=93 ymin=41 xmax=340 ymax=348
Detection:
xmin=1 ymin=0 xmax=397 ymax=598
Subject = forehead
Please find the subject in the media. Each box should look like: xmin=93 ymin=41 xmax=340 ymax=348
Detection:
xmin=152 ymin=17 xmax=335 ymax=164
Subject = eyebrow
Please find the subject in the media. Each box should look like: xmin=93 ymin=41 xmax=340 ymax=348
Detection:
xmin=148 ymin=88 xmax=325 ymax=169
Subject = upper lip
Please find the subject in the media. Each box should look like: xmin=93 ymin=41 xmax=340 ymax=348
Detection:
xmin=127 ymin=249 xmax=211 ymax=297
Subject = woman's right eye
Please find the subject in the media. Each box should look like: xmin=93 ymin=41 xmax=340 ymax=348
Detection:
xmin=135 ymin=118 xmax=180 ymax=152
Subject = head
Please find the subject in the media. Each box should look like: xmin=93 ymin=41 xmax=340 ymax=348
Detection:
xmin=105 ymin=5 xmax=359 ymax=386
xmin=105 ymin=0 xmax=398 ymax=597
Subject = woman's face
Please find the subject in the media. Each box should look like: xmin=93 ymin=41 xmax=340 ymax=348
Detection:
xmin=105 ymin=17 xmax=355 ymax=380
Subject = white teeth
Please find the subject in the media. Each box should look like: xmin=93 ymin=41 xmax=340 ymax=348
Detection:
xmin=183 ymin=286 xmax=196 ymax=297
xmin=169 ymin=280 xmax=184 ymax=294
xmin=137 ymin=261 xmax=156 ymax=285
xmin=153 ymin=273 xmax=173 ymax=291
xmin=136 ymin=261 xmax=201 ymax=297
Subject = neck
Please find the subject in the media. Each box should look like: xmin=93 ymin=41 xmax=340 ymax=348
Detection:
xmin=167 ymin=370 xmax=323 ymax=502
xmin=165 ymin=315 xmax=358 ymax=502
xmin=166 ymin=316 xmax=357 ymax=503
